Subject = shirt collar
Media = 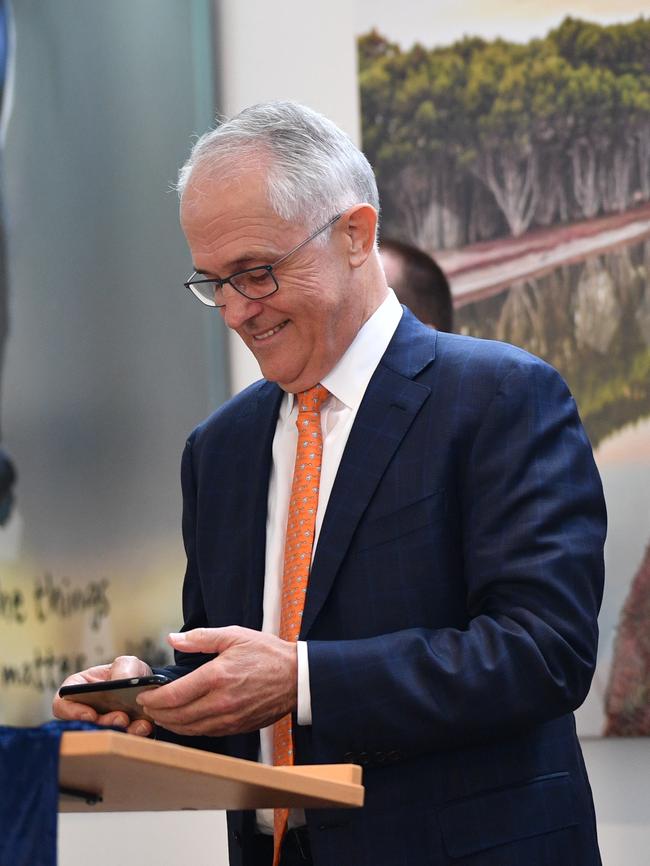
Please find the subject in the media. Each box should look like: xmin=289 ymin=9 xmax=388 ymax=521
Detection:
xmin=285 ymin=289 xmax=403 ymax=414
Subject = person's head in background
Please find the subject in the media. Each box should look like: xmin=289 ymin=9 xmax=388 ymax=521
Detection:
xmin=380 ymin=238 xmax=454 ymax=332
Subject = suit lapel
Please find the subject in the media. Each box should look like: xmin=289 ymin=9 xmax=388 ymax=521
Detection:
xmin=300 ymin=312 xmax=437 ymax=637
xmin=237 ymin=381 xmax=284 ymax=630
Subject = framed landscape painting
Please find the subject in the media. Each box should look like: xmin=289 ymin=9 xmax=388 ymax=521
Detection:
xmin=356 ymin=1 xmax=650 ymax=736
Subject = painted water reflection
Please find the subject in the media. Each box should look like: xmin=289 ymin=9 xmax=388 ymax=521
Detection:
xmin=456 ymin=237 xmax=650 ymax=450
xmin=455 ymin=236 xmax=650 ymax=736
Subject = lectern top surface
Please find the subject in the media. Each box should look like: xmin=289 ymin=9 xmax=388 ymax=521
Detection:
xmin=59 ymin=730 xmax=364 ymax=813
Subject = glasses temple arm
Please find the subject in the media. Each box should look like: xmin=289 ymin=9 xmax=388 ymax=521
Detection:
xmin=270 ymin=213 xmax=343 ymax=269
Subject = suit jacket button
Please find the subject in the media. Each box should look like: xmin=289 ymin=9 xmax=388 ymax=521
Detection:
xmin=343 ymin=751 xmax=354 ymax=762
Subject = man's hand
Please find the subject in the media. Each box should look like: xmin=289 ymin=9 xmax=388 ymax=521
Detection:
xmin=52 ymin=655 xmax=154 ymax=737
xmin=138 ymin=627 xmax=297 ymax=737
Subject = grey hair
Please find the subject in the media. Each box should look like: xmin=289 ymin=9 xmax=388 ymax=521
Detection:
xmin=177 ymin=101 xmax=380 ymax=241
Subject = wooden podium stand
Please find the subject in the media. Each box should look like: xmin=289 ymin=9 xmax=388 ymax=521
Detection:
xmin=59 ymin=731 xmax=364 ymax=813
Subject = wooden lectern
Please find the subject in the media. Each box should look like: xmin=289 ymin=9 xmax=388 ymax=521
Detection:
xmin=59 ymin=731 xmax=364 ymax=813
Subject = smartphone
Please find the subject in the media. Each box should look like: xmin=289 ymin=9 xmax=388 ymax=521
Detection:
xmin=59 ymin=674 xmax=172 ymax=721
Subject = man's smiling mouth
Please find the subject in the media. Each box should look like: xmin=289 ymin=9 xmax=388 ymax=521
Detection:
xmin=253 ymin=320 xmax=289 ymax=341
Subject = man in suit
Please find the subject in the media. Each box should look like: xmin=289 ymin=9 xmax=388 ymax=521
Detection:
xmin=54 ymin=101 xmax=606 ymax=866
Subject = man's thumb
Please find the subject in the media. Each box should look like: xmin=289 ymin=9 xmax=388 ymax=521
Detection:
xmin=167 ymin=627 xmax=236 ymax=653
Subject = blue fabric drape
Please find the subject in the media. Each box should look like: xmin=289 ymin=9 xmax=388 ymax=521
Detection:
xmin=0 ymin=720 xmax=101 ymax=866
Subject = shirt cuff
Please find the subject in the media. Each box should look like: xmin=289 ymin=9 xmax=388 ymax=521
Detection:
xmin=296 ymin=641 xmax=312 ymax=726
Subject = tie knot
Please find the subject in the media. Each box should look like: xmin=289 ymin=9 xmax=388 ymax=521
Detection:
xmin=296 ymin=384 xmax=329 ymax=416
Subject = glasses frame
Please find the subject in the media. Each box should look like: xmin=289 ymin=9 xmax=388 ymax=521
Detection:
xmin=184 ymin=212 xmax=343 ymax=308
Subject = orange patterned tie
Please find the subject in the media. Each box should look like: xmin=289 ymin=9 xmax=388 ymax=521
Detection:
xmin=273 ymin=384 xmax=329 ymax=865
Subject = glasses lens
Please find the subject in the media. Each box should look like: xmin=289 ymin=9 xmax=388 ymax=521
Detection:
xmin=231 ymin=267 xmax=277 ymax=299
xmin=187 ymin=276 xmax=220 ymax=307
xmin=185 ymin=267 xmax=278 ymax=308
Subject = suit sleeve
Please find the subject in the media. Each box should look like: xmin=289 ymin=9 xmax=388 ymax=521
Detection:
xmin=306 ymin=358 xmax=606 ymax=758
xmin=156 ymin=433 xmax=217 ymax=681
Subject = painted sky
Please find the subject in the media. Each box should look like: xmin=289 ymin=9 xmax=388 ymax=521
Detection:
xmin=355 ymin=0 xmax=648 ymax=47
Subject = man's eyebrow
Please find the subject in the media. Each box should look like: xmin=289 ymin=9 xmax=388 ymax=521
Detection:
xmin=192 ymin=267 xmax=217 ymax=276
xmin=231 ymin=252 xmax=278 ymax=269
xmin=193 ymin=252 xmax=278 ymax=276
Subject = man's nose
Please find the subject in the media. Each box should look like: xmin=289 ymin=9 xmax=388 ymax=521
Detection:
xmin=220 ymin=288 xmax=264 ymax=330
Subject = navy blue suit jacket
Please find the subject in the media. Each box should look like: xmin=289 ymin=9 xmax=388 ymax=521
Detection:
xmin=162 ymin=310 xmax=606 ymax=865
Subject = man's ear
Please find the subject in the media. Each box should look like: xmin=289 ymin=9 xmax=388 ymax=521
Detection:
xmin=342 ymin=204 xmax=377 ymax=268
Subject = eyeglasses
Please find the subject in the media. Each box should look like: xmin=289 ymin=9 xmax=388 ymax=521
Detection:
xmin=184 ymin=212 xmax=343 ymax=308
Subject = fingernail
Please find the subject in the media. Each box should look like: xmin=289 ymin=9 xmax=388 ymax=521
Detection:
xmin=169 ymin=632 xmax=184 ymax=640
xmin=81 ymin=712 xmax=94 ymax=722
xmin=134 ymin=722 xmax=149 ymax=736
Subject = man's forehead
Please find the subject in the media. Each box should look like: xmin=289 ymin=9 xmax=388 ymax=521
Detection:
xmin=181 ymin=164 xmax=267 ymax=217
xmin=182 ymin=149 xmax=271 ymax=206
xmin=180 ymin=169 xmax=280 ymax=255
xmin=181 ymin=167 xmax=297 ymax=272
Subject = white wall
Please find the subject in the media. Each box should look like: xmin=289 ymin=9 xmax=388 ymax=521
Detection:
xmin=582 ymin=739 xmax=650 ymax=866
xmin=59 ymin=811 xmax=226 ymax=866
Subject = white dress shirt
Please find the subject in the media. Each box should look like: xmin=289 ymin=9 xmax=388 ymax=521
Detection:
xmin=256 ymin=289 xmax=402 ymax=832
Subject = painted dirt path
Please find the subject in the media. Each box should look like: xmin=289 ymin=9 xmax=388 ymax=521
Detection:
xmin=436 ymin=202 xmax=650 ymax=307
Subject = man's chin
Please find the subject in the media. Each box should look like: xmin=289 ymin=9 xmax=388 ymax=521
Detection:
xmin=249 ymin=347 xmax=320 ymax=393
xmin=260 ymin=369 xmax=294 ymax=390
xmin=252 ymin=354 xmax=295 ymax=388
xmin=257 ymin=363 xmax=306 ymax=394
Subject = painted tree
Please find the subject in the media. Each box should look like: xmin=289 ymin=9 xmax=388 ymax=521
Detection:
xmin=629 ymin=77 xmax=650 ymax=201
xmin=360 ymin=35 xmax=473 ymax=248
xmin=358 ymin=16 xmax=650 ymax=248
